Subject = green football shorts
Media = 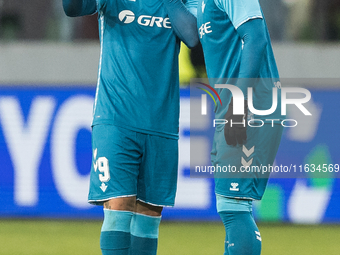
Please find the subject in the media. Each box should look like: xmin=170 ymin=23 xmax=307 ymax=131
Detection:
xmin=88 ymin=124 xmax=178 ymax=207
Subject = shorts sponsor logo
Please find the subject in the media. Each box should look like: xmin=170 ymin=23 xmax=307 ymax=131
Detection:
xmin=230 ymin=182 xmax=239 ymax=191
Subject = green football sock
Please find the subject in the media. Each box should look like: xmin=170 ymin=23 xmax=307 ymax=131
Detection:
xmin=129 ymin=213 xmax=161 ymax=255
xmin=100 ymin=209 xmax=133 ymax=255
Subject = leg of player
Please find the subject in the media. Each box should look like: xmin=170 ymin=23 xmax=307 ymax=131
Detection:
xmin=217 ymin=196 xmax=261 ymax=255
xmin=100 ymin=197 xmax=136 ymax=255
xmin=129 ymin=201 xmax=163 ymax=255
xmin=219 ymin=212 xmax=261 ymax=255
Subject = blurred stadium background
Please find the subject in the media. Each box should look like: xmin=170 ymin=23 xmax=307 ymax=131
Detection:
xmin=1 ymin=0 xmax=340 ymax=254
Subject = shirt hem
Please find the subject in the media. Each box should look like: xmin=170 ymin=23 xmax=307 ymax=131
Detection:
xmin=91 ymin=120 xmax=179 ymax=140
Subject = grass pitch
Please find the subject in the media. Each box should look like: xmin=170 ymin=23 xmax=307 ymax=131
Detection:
xmin=0 ymin=220 xmax=340 ymax=255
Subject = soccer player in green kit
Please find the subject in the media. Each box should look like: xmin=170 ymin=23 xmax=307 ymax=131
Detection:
xmin=62 ymin=0 xmax=198 ymax=254
xmin=198 ymin=0 xmax=283 ymax=254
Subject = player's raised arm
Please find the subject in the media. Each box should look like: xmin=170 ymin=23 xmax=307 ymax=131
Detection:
xmin=162 ymin=0 xmax=199 ymax=48
xmin=62 ymin=0 xmax=97 ymax=17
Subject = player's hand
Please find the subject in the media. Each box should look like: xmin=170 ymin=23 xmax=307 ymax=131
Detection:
xmin=224 ymin=98 xmax=248 ymax=146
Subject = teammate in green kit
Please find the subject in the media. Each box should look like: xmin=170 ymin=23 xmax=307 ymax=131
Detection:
xmin=63 ymin=0 xmax=198 ymax=254
xmin=197 ymin=0 xmax=283 ymax=254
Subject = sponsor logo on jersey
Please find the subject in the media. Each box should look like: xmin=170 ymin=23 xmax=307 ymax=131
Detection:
xmin=199 ymin=21 xmax=212 ymax=38
xmin=274 ymin=81 xmax=282 ymax=89
xmin=118 ymin=10 xmax=171 ymax=29
xmin=119 ymin=10 xmax=135 ymax=24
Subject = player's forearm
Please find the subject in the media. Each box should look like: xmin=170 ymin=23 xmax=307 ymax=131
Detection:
xmin=162 ymin=0 xmax=199 ymax=48
xmin=63 ymin=0 xmax=96 ymax=17
xmin=236 ymin=19 xmax=268 ymax=94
